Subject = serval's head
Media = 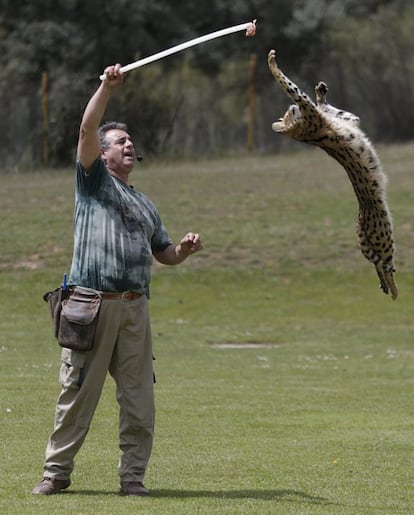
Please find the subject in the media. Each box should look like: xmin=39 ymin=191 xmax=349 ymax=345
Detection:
xmin=271 ymin=104 xmax=303 ymax=138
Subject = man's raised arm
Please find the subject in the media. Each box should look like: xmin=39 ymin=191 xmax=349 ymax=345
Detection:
xmin=77 ymin=64 xmax=124 ymax=170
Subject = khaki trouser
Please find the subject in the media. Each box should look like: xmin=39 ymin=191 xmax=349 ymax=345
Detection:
xmin=43 ymin=295 xmax=154 ymax=483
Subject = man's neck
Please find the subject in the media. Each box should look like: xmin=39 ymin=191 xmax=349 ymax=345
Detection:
xmin=108 ymin=167 xmax=130 ymax=185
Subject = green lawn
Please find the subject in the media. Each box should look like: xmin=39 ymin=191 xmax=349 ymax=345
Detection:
xmin=1 ymin=144 xmax=414 ymax=513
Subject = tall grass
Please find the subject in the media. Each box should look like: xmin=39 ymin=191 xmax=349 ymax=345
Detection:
xmin=1 ymin=144 xmax=414 ymax=513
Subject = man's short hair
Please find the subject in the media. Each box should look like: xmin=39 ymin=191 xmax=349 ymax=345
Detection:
xmin=98 ymin=121 xmax=128 ymax=150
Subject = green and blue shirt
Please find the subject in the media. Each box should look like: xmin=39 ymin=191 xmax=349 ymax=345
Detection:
xmin=69 ymin=158 xmax=172 ymax=295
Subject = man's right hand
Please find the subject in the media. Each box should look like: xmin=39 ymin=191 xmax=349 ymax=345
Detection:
xmin=101 ymin=64 xmax=125 ymax=89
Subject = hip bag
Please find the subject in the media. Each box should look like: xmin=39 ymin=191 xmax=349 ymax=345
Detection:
xmin=44 ymin=286 xmax=102 ymax=351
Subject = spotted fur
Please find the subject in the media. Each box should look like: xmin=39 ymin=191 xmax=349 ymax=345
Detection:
xmin=268 ymin=49 xmax=397 ymax=299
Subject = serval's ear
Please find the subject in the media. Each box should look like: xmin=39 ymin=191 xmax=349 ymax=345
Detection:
xmin=315 ymin=82 xmax=328 ymax=105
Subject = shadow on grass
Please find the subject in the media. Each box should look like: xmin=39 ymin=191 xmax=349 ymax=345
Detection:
xmin=153 ymin=489 xmax=334 ymax=505
xmin=66 ymin=488 xmax=335 ymax=506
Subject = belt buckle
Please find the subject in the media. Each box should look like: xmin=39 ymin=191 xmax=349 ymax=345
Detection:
xmin=121 ymin=291 xmax=131 ymax=301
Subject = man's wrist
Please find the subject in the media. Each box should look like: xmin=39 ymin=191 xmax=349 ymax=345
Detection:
xmin=176 ymin=244 xmax=189 ymax=259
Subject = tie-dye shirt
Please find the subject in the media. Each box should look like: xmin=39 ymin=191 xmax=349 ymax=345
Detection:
xmin=69 ymin=158 xmax=172 ymax=295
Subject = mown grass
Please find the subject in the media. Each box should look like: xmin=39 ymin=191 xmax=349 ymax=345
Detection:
xmin=1 ymin=143 xmax=414 ymax=514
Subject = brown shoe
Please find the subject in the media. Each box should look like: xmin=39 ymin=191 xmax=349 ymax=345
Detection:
xmin=120 ymin=481 xmax=150 ymax=496
xmin=32 ymin=477 xmax=71 ymax=495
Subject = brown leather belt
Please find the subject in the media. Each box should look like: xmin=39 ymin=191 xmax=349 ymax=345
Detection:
xmin=100 ymin=291 xmax=142 ymax=301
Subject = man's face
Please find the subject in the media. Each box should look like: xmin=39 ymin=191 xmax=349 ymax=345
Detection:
xmin=101 ymin=129 xmax=136 ymax=174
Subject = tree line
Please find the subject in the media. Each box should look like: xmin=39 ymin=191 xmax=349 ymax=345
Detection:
xmin=1 ymin=0 xmax=412 ymax=169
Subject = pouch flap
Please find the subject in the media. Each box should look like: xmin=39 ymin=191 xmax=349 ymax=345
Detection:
xmin=61 ymin=291 xmax=101 ymax=325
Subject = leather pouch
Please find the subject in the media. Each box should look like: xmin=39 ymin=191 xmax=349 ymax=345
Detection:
xmin=57 ymin=287 xmax=101 ymax=351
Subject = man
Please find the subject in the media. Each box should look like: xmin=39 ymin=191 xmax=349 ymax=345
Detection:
xmin=32 ymin=64 xmax=203 ymax=496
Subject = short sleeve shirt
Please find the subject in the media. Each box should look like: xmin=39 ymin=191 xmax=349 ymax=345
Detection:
xmin=69 ymin=158 xmax=172 ymax=295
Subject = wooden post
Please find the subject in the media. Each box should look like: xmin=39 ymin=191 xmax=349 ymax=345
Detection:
xmin=42 ymin=72 xmax=49 ymax=166
xmin=247 ymin=53 xmax=256 ymax=152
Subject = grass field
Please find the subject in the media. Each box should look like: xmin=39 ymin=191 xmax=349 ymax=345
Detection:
xmin=1 ymin=143 xmax=414 ymax=514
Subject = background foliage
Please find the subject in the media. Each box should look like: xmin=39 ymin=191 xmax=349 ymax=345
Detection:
xmin=1 ymin=0 xmax=414 ymax=168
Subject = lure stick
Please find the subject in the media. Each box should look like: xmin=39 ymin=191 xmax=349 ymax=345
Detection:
xmin=100 ymin=20 xmax=257 ymax=80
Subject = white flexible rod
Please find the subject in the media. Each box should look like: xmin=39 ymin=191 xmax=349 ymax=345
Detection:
xmin=99 ymin=20 xmax=257 ymax=80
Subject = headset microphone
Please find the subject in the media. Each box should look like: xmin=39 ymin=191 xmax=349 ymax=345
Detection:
xmin=136 ymin=155 xmax=143 ymax=162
